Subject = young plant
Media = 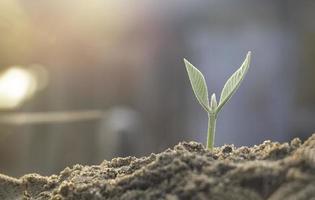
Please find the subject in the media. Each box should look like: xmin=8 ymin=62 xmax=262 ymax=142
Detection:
xmin=184 ymin=51 xmax=251 ymax=150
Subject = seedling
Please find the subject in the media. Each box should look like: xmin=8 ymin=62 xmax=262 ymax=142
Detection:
xmin=184 ymin=52 xmax=251 ymax=150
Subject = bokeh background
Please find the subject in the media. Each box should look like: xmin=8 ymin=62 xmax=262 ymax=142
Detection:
xmin=0 ymin=0 xmax=314 ymax=177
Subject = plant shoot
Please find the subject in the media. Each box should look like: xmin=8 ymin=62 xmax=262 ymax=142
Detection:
xmin=184 ymin=52 xmax=251 ymax=150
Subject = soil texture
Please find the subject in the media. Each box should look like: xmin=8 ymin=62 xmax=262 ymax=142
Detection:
xmin=1 ymin=134 xmax=315 ymax=200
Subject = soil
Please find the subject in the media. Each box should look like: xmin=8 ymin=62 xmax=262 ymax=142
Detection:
xmin=1 ymin=134 xmax=315 ymax=200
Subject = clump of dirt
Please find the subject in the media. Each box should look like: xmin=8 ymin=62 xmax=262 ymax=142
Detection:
xmin=1 ymin=134 xmax=315 ymax=200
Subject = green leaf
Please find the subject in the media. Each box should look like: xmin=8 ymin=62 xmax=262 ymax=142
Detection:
xmin=217 ymin=51 xmax=251 ymax=113
xmin=210 ymin=93 xmax=218 ymax=111
xmin=184 ymin=58 xmax=210 ymax=112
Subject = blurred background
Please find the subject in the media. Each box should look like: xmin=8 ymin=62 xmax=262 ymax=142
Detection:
xmin=0 ymin=0 xmax=314 ymax=177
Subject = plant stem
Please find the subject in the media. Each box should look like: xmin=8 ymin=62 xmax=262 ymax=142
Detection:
xmin=207 ymin=113 xmax=216 ymax=150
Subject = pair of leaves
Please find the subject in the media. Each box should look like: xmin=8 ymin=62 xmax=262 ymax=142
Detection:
xmin=184 ymin=51 xmax=251 ymax=115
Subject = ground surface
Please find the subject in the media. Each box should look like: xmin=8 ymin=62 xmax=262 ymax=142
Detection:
xmin=1 ymin=134 xmax=315 ymax=200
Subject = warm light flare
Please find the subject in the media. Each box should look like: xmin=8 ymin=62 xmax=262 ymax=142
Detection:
xmin=0 ymin=67 xmax=37 ymax=109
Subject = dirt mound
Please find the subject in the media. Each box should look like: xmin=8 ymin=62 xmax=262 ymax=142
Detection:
xmin=1 ymin=134 xmax=315 ymax=200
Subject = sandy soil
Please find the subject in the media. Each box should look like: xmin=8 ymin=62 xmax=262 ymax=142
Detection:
xmin=1 ymin=134 xmax=315 ymax=200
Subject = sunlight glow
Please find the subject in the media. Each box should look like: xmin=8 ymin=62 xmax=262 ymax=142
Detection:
xmin=0 ymin=67 xmax=37 ymax=109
